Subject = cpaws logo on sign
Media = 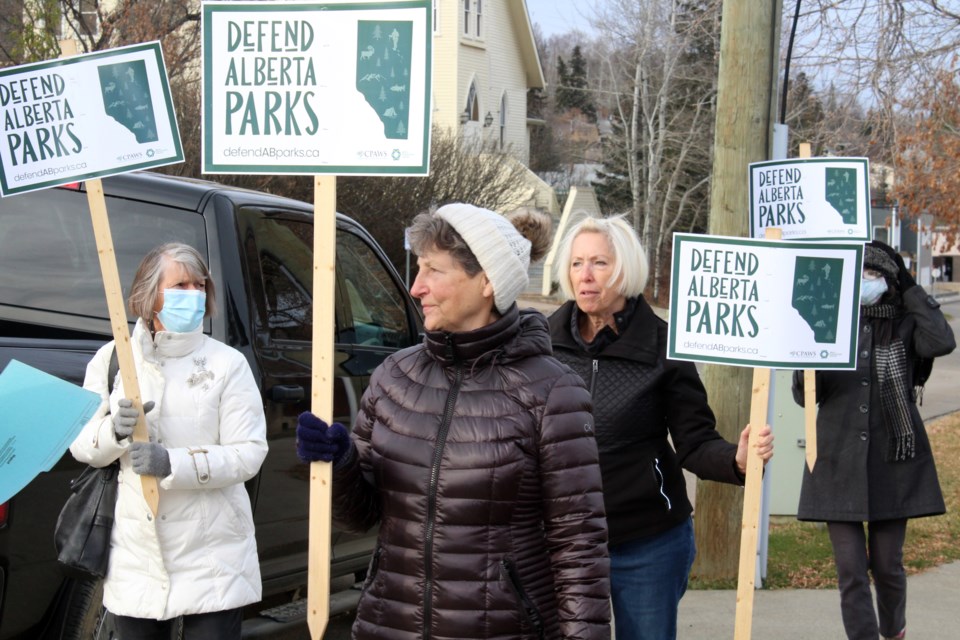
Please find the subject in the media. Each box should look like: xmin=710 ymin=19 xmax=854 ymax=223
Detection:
xmin=117 ymin=152 xmax=144 ymax=162
xmin=356 ymin=149 xmax=389 ymax=159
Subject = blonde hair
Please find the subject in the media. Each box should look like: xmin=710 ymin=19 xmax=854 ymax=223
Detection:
xmin=554 ymin=214 xmax=649 ymax=300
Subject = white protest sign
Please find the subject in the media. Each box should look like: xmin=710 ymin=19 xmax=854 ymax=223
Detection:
xmin=748 ymin=157 xmax=871 ymax=241
xmin=0 ymin=42 xmax=183 ymax=197
xmin=202 ymin=0 xmax=431 ymax=176
xmin=668 ymin=233 xmax=863 ymax=369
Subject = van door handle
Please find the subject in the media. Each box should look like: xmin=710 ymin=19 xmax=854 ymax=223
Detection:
xmin=270 ymin=384 xmax=305 ymax=403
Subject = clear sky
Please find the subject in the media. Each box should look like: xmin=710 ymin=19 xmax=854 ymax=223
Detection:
xmin=525 ymin=0 xmax=594 ymax=38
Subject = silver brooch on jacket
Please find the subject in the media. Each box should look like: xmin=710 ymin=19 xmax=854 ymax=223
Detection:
xmin=186 ymin=356 xmax=215 ymax=390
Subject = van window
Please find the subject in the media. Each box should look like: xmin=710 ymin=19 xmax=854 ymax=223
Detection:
xmin=237 ymin=208 xmax=412 ymax=349
xmin=337 ymin=233 xmax=414 ymax=349
xmin=0 ymin=186 xmax=205 ymax=324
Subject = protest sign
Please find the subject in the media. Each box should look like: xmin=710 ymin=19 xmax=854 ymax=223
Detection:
xmin=0 ymin=42 xmax=182 ymax=196
xmin=668 ymin=233 xmax=864 ymax=369
xmin=748 ymin=157 xmax=871 ymax=241
xmin=202 ymin=3 xmax=432 ymax=635
xmin=202 ymin=0 xmax=431 ymax=175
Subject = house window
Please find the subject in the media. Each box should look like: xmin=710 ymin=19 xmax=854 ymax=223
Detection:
xmin=61 ymin=0 xmax=100 ymax=39
xmin=476 ymin=0 xmax=483 ymax=37
xmin=465 ymin=82 xmax=479 ymax=122
xmin=463 ymin=0 xmax=470 ymax=35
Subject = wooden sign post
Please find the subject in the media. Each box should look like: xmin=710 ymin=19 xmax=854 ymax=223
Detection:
xmin=307 ymin=175 xmax=336 ymax=638
xmin=59 ymin=40 xmax=159 ymax=516
xmin=732 ymin=227 xmax=779 ymax=639
xmin=798 ymin=143 xmax=819 ymax=472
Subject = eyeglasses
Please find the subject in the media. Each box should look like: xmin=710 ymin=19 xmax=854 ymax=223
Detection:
xmin=862 ymin=268 xmax=884 ymax=281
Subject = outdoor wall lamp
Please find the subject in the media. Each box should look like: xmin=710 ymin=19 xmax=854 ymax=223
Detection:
xmin=460 ymin=108 xmax=470 ymax=125
xmin=483 ymin=111 xmax=494 ymax=127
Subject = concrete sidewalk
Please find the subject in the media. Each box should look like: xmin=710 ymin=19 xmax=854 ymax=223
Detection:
xmin=676 ymin=560 xmax=960 ymax=638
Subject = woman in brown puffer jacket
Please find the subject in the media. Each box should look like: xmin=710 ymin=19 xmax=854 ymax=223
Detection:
xmin=297 ymin=204 xmax=611 ymax=640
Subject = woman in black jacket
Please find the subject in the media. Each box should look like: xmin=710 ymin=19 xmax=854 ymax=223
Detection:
xmin=297 ymin=205 xmax=611 ymax=639
xmin=550 ymin=217 xmax=773 ymax=640
xmin=793 ymin=240 xmax=955 ymax=640
xmin=547 ymin=214 xmax=773 ymax=640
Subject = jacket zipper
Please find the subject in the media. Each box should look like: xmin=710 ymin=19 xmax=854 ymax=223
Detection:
xmin=500 ymin=558 xmax=545 ymax=639
xmin=653 ymin=458 xmax=672 ymax=511
xmin=423 ymin=336 xmax=463 ymax=640
xmin=589 ymin=359 xmax=598 ymax=396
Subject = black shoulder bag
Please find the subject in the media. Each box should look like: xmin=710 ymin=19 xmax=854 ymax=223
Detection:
xmin=54 ymin=347 xmax=121 ymax=579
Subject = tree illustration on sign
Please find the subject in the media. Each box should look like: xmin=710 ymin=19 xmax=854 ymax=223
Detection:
xmin=792 ymin=256 xmax=843 ymax=343
xmin=98 ymin=60 xmax=158 ymax=144
xmin=356 ymin=20 xmax=413 ymax=140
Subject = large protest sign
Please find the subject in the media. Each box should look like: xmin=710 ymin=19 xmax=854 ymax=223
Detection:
xmin=0 ymin=42 xmax=182 ymax=197
xmin=203 ymin=0 xmax=431 ymax=175
xmin=748 ymin=157 xmax=871 ymax=241
xmin=668 ymin=233 xmax=864 ymax=369
xmin=202 ymin=3 xmax=431 ymax=635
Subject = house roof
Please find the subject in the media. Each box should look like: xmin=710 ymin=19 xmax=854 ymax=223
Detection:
xmin=510 ymin=0 xmax=546 ymax=89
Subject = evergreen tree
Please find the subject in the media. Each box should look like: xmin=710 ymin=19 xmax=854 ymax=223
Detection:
xmin=567 ymin=45 xmax=596 ymax=121
xmin=555 ymin=56 xmax=573 ymax=111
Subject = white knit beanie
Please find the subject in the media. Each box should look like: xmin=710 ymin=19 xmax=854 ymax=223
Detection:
xmin=435 ymin=203 xmax=531 ymax=314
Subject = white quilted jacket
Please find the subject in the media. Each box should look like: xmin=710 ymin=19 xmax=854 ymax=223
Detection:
xmin=70 ymin=319 xmax=268 ymax=620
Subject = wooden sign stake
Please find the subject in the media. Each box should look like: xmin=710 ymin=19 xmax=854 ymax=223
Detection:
xmin=797 ymin=142 xmax=818 ymax=471
xmin=733 ymin=226 xmax=780 ymax=639
xmin=307 ymin=175 xmax=336 ymax=639
xmin=60 ymin=40 xmax=159 ymax=517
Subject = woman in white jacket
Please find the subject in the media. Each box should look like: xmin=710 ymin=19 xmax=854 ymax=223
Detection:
xmin=70 ymin=243 xmax=268 ymax=639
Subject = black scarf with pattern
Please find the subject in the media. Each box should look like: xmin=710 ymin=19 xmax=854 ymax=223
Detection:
xmin=861 ymin=302 xmax=915 ymax=461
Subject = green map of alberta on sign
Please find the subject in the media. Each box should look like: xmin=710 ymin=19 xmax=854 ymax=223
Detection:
xmin=825 ymin=167 xmax=858 ymax=225
xmin=98 ymin=60 xmax=158 ymax=144
xmin=792 ymin=256 xmax=844 ymax=343
xmin=356 ymin=20 xmax=413 ymax=140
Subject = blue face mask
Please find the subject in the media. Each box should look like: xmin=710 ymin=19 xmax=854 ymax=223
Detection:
xmin=860 ymin=278 xmax=888 ymax=306
xmin=157 ymin=289 xmax=206 ymax=333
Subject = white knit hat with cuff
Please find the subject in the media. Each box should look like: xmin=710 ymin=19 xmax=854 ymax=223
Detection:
xmin=434 ymin=203 xmax=531 ymax=314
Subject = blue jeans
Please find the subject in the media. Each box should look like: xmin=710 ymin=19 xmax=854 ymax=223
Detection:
xmin=609 ymin=517 xmax=696 ymax=640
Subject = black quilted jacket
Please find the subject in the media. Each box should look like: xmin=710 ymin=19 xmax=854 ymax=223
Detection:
xmin=548 ymin=298 xmax=743 ymax=547
xmin=332 ymin=306 xmax=611 ymax=640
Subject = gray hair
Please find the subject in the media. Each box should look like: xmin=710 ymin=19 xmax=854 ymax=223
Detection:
xmin=554 ymin=214 xmax=649 ymax=300
xmin=127 ymin=243 xmax=216 ymax=322
xmin=407 ymin=209 xmax=483 ymax=277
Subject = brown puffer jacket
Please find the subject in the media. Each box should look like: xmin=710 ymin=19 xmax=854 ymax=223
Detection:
xmin=332 ymin=306 xmax=610 ymax=640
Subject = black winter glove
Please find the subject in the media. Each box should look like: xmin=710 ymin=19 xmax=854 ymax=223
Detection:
xmin=113 ymin=398 xmax=155 ymax=441
xmin=296 ymin=412 xmax=351 ymax=465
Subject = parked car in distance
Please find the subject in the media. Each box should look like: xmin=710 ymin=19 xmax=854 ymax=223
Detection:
xmin=0 ymin=171 xmax=422 ymax=639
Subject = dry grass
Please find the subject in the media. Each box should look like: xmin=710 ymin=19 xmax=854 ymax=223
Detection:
xmin=689 ymin=411 xmax=960 ymax=590
xmin=762 ymin=411 xmax=960 ymax=589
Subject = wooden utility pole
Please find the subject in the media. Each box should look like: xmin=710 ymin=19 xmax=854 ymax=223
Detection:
xmin=692 ymin=0 xmax=782 ymax=582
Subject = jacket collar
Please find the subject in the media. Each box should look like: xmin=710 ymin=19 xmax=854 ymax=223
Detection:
xmin=549 ymin=297 xmax=660 ymax=365
xmin=423 ymin=304 xmax=552 ymax=367
xmin=134 ymin=318 xmax=205 ymax=361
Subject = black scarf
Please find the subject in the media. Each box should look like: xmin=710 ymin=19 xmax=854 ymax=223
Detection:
xmin=861 ymin=302 xmax=915 ymax=460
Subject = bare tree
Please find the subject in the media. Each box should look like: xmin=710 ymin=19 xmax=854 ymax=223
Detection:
xmin=589 ymin=0 xmax=719 ymax=301
xmin=787 ymin=1 xmax=960 ymax=162
xmin=336 ymin=127 xmax=535 ymax=275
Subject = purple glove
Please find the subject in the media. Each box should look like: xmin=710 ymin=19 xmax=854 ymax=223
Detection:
xmin=297 ymin=412 xmax=351 ymax=465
